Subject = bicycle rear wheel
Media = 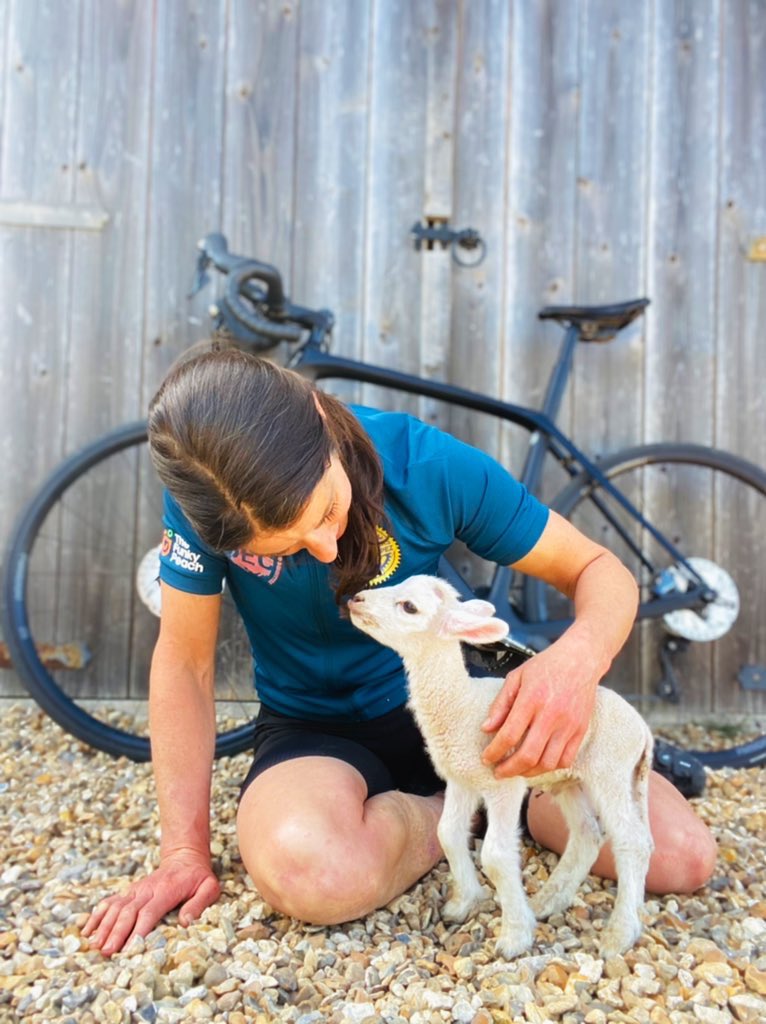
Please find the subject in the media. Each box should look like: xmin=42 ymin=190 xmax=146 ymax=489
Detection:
xmin=1 ymin=422 xmax=257 ymax=761
xmin=524 ymin=443 xmax=766 ymax=769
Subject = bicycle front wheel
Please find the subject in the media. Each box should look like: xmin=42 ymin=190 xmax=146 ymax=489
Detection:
xmin=1 ymin=422 xmax=257 ymax=761
xmin=525 ymin=443 xmax=766 ymax=768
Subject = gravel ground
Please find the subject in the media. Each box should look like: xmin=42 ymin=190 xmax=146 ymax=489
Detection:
xmin=1 ymin=704 xmax=765 ymax=1024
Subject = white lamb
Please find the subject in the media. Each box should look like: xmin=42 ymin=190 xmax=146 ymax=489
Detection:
xmin=348 ymin=575 xmax=654 ymax=959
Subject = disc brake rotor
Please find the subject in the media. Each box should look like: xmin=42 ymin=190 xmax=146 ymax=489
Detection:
xmin=662 ymin=556 xmax=740 ymax=641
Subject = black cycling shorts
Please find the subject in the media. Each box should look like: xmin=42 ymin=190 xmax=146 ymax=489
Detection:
xmin=239 ymin=702 xmax=444 ymax=801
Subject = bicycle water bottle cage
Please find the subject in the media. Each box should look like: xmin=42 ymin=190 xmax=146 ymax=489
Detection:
xmin=538 ymin=298 xmax=650 ymax=341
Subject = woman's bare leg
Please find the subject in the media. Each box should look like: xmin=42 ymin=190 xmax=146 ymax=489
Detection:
xmin=237 ymin=756 xmax=444 ymax=923
xmin=526 ymin=770 xmax=717 ymax=895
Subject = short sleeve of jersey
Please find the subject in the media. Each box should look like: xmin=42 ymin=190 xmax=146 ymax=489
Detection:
xmin=441 ymin=432 xmax=549 ymax=565
xmin=158 ymin=491 xmax=227 ymax=596
xmin=356 ymin=407 xmax=550 ymax=567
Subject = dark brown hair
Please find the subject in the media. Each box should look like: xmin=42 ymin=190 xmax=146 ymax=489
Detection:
xmin=148 ymin=349 xmax=385 ymax=601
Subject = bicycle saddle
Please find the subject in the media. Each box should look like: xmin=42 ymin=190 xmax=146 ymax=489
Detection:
xmin=538 ymin=298 xmax=650 ymax=341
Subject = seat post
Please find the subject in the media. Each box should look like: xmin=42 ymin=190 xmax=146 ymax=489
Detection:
xmin=519 ymin=322 xmax=580 ymax=492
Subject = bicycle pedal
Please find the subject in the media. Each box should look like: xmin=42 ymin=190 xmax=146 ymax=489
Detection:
xmin=652 ymin=740 xmax=707 ymax=799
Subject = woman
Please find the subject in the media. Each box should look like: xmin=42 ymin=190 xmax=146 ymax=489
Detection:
xmin=84 ymin=350 xmax=716 ymax=954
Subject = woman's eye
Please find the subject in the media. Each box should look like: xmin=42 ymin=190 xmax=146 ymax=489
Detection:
xmin=400 ymin=601 xmax=418 ymax=615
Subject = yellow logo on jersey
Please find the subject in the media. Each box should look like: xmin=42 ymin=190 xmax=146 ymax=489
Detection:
xmin=368 ymin=526 xmax=401 ymax=587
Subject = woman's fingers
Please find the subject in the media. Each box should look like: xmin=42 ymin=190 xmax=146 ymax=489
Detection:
xmin=482 ymin=671 xmax=522 ymax=734
xmin=81 ymin=899 xmax=109 ymax=937
xmin=84 ymin=860 xmax=220 ymax=955
xmin=482 ymin=688 xmax=534 ymax=766
xmin=88 ymin=893 xmax=144 ymax=955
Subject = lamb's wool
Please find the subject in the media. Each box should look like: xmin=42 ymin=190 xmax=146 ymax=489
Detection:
xmin=349 ymin=575 xmax=654 ymax=959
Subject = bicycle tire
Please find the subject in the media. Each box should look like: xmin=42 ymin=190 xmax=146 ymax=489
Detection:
xmin=524 ymin=443 xmax=766 ymax=770
xmin=1 ymin=422 xmax=257 ymax=761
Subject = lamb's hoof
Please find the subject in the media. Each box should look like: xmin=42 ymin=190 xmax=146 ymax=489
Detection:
xmin=529 ymin=887 xmax=572 ymax=920
xmin=600 ymin=919 xmax=642 ymax=959
xmin=494 ymin=927 xmax=535 ymax=960
xmin=442 ymin=896 xmax=477 ymax=923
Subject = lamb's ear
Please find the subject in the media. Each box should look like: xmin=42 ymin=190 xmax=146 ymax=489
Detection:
xmin=437 ymin=609 xmax=509 ymax=644
xmin=459 ymin=598 xmax=496 ymax=618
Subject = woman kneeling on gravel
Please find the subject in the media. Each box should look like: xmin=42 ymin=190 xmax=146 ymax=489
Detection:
xmin=83 ymin=351 xmax=716 ymax=955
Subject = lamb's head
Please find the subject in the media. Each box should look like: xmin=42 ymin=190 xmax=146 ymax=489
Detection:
xmin=348 ymin=575 xmax=509 ymax=656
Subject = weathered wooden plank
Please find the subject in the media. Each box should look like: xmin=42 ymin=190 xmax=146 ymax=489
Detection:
xmin=717 ymin=1 xmax=766 ymax=469
xmin=222 ymin=0 xmax=299 ymax=281
xmin=645 ymin=1 xmax=720 ymax=447
xmin=291 ymin=0 xmax=373 ymax=404
xmin=0 ymin=0 xmax=7 ymax=143
xmin=450 ymin=0 xmax=511 ymax=445
xmin=416 ymin=1 xmax=458 ymax=430
xmin=142 ymin=0 xmax=228 ymax=391
xmin=0 ymin=0 xmax=83 ymax=699
xmin=571 ymin=0 xmax=651 ymax=456
xmin=644 ymin=0 xmax=722 ymax=716
xmin=502 ymin=0 xmax=581 ymax=494
xmin=68 ymin=0 xmax=155 ymax=443
xmin=567 ymin=1 xmax=652 ymax=707
xmin=713 ymin=0 xmax=766 ymax=716
xmin=361 ymin=0 xmax=432 ymax=413
xmin=51 ymin=0 xmax=156 ymax=701
xmin=443 ymin=0 xmax=512 ymax=590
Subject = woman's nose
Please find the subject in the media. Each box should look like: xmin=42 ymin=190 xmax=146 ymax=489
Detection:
xmin=305 ymin=527 xmax=338 ymax=563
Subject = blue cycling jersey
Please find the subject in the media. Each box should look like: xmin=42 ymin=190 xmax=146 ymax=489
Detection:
xmin=158 ymin=406 xmax=549 ymax=721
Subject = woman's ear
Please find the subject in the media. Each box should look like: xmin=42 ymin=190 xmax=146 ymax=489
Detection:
xmin=312 ymin=390 xmax=327 ymax=420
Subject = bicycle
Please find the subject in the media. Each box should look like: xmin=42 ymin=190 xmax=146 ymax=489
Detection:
xmin=2 ymin=233 xmax=765 ymax=774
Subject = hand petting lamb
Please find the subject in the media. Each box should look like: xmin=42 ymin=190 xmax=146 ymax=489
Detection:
xmin=348 ymin=575 xmax=654 ymax=959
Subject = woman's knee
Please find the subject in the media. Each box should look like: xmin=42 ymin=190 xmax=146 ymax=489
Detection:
xmin=649 ymin=807 xmax=717 ymax=894
xmin=239 ymin=811 xmax=381 ymax=924
xmin=643 ymin=771 xmax=718 ymax=894
xmin=236 ymin=757 xmax=381 ymax=922
xmin=527 ymin=775 xmax=718 ymax=895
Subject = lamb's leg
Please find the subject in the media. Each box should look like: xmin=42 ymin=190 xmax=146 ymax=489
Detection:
xmin=529 ymin=784 xmax=604 ymax=920
xmin=481 ymin=781 xmax=536 ymax=959
xmin=588 ymin=746 xmax=654 ymax=957
xmin=438 ymin=782 xmax=483 ymax=922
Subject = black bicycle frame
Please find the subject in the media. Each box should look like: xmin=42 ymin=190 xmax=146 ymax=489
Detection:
xmin=290 ymin=340 xmax=711 ymax=643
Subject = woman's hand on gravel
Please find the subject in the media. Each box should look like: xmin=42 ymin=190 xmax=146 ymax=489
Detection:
xmin=82 ymin=849 xmax=221 ymax=956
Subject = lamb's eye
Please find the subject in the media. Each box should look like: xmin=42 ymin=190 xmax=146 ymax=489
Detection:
xmin=400 ymin=600 xmax=418 ymax=615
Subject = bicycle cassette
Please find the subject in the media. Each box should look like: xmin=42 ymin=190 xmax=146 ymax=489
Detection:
xmin=662 ymin=557 xmax=740 ymax=642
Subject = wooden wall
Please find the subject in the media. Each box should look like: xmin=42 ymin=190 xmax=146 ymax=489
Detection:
xmin=1 ymin=0 xmax=764 ymax=720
